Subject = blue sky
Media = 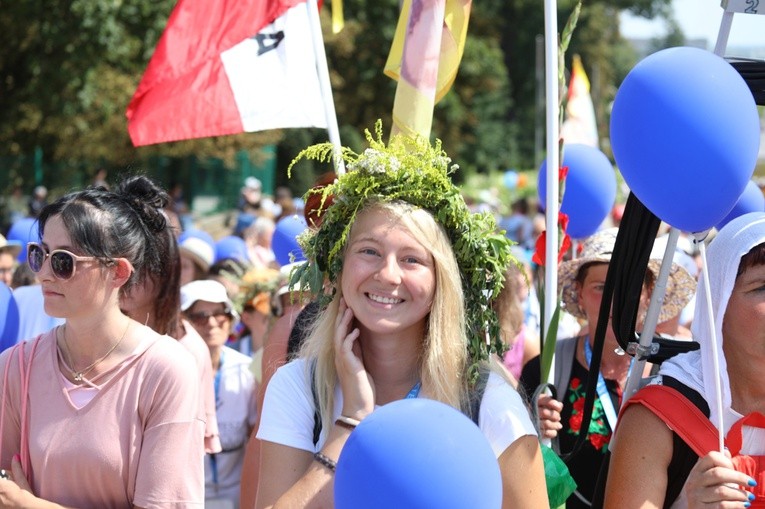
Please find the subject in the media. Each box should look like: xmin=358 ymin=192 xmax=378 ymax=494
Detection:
xmin=620 ymin=0 xmax=764 ymax=50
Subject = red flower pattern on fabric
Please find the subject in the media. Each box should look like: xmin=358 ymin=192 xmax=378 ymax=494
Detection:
xmin=566 ymin=375 xmax=612 ymax=453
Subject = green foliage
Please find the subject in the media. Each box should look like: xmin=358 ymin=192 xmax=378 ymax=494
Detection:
xmin=288 ymin=121 xmax=520 ymax=379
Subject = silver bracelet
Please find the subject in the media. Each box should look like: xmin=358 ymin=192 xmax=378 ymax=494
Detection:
xmin=335 ymin=415 xmax=361 ymax=430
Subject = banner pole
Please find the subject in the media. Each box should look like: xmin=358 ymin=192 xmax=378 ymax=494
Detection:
xmin=543 ymin=0 xmax=560 ymax=389
xmin=306 ymin=0 xmax=346 ymax=175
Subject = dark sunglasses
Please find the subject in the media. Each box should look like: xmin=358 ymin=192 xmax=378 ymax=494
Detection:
xmin=186 ymin=309 xmax=232 ymax=326
xmin=27 ymin=242 xmax=98 ymax=280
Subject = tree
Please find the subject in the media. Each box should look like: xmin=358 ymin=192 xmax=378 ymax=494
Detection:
xmin=0 ymin=0 xmax=673 ymax=193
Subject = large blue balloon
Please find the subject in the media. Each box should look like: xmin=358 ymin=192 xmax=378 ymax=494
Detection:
xmin=7 ymin=218 xmax=38 ymax=263
xmin=611 ymin=47 xmax=760 ymax=233
xmin=335 ymin=399 xmax=502 ymax=509
xmin=538 ymin=144 xmax=616 ymax=239
xmin=272 ymin=215 xmax=307 ymax=266
xmin=716 ymin=181 xmax=765 ymax=231
xmin=0 ymin=283 xmax=20 ymax=353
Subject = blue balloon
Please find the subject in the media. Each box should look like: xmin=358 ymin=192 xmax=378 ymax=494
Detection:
xmin=0 ymin=283 xmax=20 ymax=353
xmin=7 ymin=218 xmax=38 ymax=263
xmin=335 ymin=399 xmax=502 ymax=509
xmin=538 ymin=144 xmax=616 ymax=239
xmin=214 ymin=236 xmax=249 ymax=264
xmin=272 ymin=215 xmax=307 ymax=266
xmin=503 ymin=170 xmax=519 ymax=189
xmin=716 ymin=181 xmax=765 ymax=231
xmin=179 ymin=229 xmax=215 ymax=250
xmin=610 ymin=47 xmax=759 ymax=233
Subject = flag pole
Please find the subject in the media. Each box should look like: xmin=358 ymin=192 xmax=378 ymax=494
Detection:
xmin=306 ymin=0 xmax=346 ymax=175
xmin=543 ymin=0 xmax=560 ymax=390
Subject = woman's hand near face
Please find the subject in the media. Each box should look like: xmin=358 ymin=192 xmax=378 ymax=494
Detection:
xmin=536 ymin=394 xmax=563 ymax=439
xmin=334 ymin=299 xmax=375 ymax=420
xmin=685 ymin=450 xmax=756 ymax=509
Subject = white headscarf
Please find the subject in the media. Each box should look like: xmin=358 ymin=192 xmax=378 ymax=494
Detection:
xmin=661 ymin=211 xmax=765 ymax=432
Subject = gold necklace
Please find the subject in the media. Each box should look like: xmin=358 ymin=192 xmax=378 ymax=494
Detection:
xmin=59 ymin=320 xmax=131 ymax=382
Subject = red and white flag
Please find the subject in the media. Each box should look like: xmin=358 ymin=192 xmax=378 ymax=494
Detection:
xmin=126 ymin=0 xmax=327 ymax=147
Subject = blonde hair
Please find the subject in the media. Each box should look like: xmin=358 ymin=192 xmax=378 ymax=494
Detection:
xmin=299 ymin=201 xmax=471 ymax=436
xmin=494 ymin=264 xmax=526 ymax=345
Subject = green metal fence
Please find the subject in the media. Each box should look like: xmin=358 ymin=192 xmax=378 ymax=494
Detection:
xmin=1 ymin=146 xmax=277 ymax=234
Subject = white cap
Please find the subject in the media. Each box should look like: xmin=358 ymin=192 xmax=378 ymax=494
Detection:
xmin=179 ymin=237 xmax=215 ymax=273
xmin=244 ymin=177 xmax=262 ymax=190
xmin=0 ymin=234 xmax=21 ymax=257
xmin=180 ymin=280 xmax=239 ymax=321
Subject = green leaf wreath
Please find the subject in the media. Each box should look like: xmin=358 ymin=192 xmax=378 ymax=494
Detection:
xmin=287 ymin=120 xmax=520 ymax=380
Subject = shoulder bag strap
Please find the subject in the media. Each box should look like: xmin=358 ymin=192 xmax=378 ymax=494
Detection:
xmin=554 ymin=337 xmax=578 ymax=400
xmin=18 ymin=335 xmax=41 ymax=480
xmin=619 ymin=384 xmax=718 ymax=457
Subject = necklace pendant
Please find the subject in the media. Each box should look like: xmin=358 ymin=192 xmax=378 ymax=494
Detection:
xmin=74 ymin=372 xmax=83 ymax=382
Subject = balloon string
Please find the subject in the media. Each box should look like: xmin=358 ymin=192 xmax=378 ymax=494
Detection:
xmin=698 ymin=240 xmax=725 ymax=452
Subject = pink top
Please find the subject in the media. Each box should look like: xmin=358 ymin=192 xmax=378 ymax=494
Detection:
xmin=0 ymin=327 xmax=204 ymax=508
xmin=502 ymin=326 xmax=526 ymax=381
xmin=178 ymin=320 xmax=221 ymax=454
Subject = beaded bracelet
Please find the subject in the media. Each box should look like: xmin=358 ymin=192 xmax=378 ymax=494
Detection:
xmin=313 ymin=451 xmax=337 ymax=472
xmin=335 ymin=415 xmax=361 ymax=430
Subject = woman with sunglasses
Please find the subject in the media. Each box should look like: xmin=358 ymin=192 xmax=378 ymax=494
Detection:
xmin=0 ymin=176 xmax=204 ymax=507
xmin=181 ymin=279 xmax=258 ymax=509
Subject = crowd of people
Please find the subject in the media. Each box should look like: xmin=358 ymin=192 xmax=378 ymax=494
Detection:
xmin=0 ymin=130 xmax=762 ymax=508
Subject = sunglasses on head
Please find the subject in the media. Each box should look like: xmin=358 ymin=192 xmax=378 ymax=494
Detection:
xmin=27 ymin=242 xmax=99 ymax=280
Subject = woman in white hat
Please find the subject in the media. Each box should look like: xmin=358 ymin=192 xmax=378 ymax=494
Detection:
xmin=604 ymin=213 xmax=765 ymax=508
xmin=0 ymin=234 xmax=22 ymax=287
xmin=519 ymin=227 xmax=696 ymax=508
xmin=182 ymin=279 xmax=258 ymax=509
xmin=179 ymin=236 xmax=215 ymax=286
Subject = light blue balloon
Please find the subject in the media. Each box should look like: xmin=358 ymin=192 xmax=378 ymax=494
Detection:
xmin=335 ymin=399 xmax=502 ymax=509
xmin=179 ymin=229 xmax=215 ymax=250
xmin=503 ymin=170 xmax=519 ymax=189
xmin=538 ymin=144 xmax=617 ymax=239
xmin=611 ymin=47 xmax=759 ymax=233
xmin=716 ymin=181 xmax=765 ymax=231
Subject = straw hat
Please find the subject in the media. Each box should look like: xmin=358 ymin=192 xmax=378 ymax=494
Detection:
xmin=559 ymin=228 xmax=696 ymax=322
xmin=179 ymin=237 xmax=214 ymax=273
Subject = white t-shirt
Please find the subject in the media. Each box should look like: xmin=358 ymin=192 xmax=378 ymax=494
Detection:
xmin=257 ymin=358 xmax=537 ymax=456
xmin=205 ymin=346 xmax=258 ymax=505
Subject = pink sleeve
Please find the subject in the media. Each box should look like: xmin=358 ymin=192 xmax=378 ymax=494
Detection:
xmin=132 ymin=346 xmax=205 ymax=508
xmin=0 ymin=344 xmax=23 ymax=470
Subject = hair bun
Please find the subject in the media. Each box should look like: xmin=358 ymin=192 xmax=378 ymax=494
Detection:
xmin=116 ymin=175 xmax=170 ymax=233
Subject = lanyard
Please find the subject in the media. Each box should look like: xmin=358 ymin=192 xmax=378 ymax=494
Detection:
xmin=406 ymin=382 xmax=421 ymax=399
xmin=583 ymin=339 xmax=618 ymax=432
xmin=210 ymin=350 xmax=225 ymax=487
